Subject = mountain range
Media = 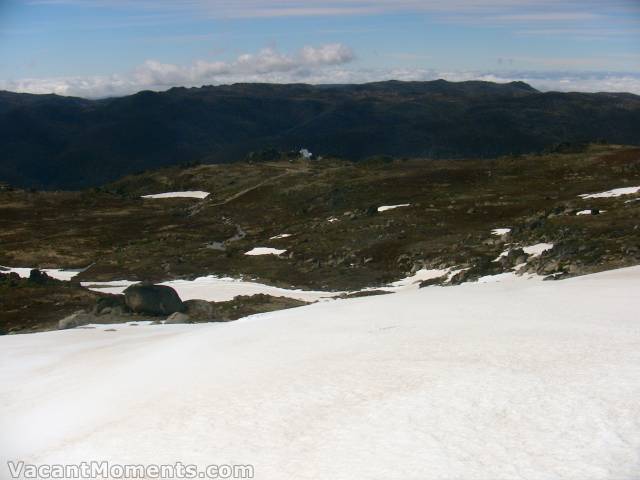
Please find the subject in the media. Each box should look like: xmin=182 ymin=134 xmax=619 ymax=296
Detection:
xmin=1 ymin=79 xmax=639 ymax=189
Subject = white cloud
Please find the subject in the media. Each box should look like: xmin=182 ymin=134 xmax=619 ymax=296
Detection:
xmin=0 ymin=44 xmax=355 ymax=97
xmin=299 ymin=44 xmax=354 ymax=65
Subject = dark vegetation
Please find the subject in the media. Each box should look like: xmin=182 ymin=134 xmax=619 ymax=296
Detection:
xmin=1 ymin=144 xmax=639 ymax=289
xmin=1 ymin=80 xmax=639 ymax=189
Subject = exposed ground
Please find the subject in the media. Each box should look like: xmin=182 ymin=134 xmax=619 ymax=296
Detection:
xmin=1 ymin=144 xmax=640 ymax=332
xmin=0 ymin=272 xmax=106 ymax=334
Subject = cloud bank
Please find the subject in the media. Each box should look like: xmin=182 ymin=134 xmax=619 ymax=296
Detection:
xmin=2 ymin=44 xmax=640 ymax=98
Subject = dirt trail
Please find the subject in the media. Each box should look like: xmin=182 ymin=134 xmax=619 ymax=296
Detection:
xmin=209 ymin=166 xmax=308 ymax=207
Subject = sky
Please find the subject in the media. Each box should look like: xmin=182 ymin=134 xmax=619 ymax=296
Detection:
xmin=0 ymin=0 xmax=639 ymax=98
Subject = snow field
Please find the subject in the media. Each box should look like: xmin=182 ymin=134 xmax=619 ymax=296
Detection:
xmin=1 ymin=266 xmax=639 ymax=479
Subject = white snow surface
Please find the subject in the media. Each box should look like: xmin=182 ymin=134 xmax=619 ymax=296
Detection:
xmin=522 ymin=242 xmax=554 ymax=257
xmin=141 ymin=191 xmax=210 ymax=199
xmin=579 ymin=186 xmax=640 ymax=199
xmin=491 ymin=227 xmax=511 ymax=235
xmin=269 ymin=233 xmax=292 ymax=240
xmin=377 ymin=203 xmax=410 ymax=212
xmin=2 ymin=266 xmax=640 ymax=479
xmin=245 ymin=247 xmax=287 ymax=256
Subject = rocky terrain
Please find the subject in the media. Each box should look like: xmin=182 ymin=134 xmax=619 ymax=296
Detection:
xmin=1 ymin=143 xmax=639 ymax=334
xmin=0 ymin=269 xmax=306 ymax=335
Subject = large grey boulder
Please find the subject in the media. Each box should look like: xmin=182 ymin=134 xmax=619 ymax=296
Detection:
xmin=124 ymin=284 xmax=184 ymax=316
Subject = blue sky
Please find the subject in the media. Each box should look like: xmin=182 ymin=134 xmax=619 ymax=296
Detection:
xmin=0 ymin=0 xmax=639 ymax=97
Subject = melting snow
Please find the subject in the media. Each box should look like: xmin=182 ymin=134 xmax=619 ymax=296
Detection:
xmin=579 ymin=186 xmax=640 ymax=199
xmin=377 ymin=268 xmax=450 ymax=291
xmin=493 ymin=249 xmax=510 ymax=261
xmin=491 ymin=228 xmax=511 ymax=236
xmin=2 ymin=266 xmax=640 ymax=478
xmin=84 ymin=277 xmax=337 ymax=303
xmin=522 ymin=243 xmax=554 ymax=257
xmin=0 ymin=266 xmax=82 ymax=282
xmin=576 ymin=209 xmax=604 ymax=215
xmin=245 ymin=247 xmax=287 ymax=256
xmin=494 ymin=243 xmax=553 ymax=261
xmin=141 ymin=191 xmax=210 ymax=199
xmin=81 ymin=280 xmax=138 ymax=295
xmin=378 ymin=204 xmax=410 ymax=212
xmin=269 ymin=234 xmax=292 ymax=240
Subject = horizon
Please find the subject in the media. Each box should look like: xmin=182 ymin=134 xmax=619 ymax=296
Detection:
xmin=1 ymin=0 xmax=639 ymax=98
xmin=0 ymin=77 xmax=558 ymax=100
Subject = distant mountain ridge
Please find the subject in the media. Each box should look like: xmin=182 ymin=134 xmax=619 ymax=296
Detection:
xmin=1 ymin=79 xmax=639 ymax=189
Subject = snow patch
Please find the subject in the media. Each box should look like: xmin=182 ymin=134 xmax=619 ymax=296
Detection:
xmin=377 ymin=204 xmax=410 ymax=212
xmin=576 ymin=209 xmax=604 ymax=215
xmin=522 ymin=243 xmax=554 ymax=257
xmin=493 ymin=249 xmax=510 ymax=262
xmin=269 ymin=234 xmax=292 ymax=240
xmin=141 ymin=191 xmax=210 ymax=199
xmin=244 ymin=247 xmax=287 ymax=256
xmin=579 ymin=186 xmax=640 ymax=199
xmin=491 ymin=228 xmax=511 ymax=236
xmin=382 ymin=268 xmax=449 ymax=291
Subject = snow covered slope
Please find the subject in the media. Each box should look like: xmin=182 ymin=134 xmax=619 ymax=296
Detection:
xmin=1 ymin=267 xmax=640 ymax=479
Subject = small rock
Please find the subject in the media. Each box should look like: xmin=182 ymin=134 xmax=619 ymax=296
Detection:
xmin=28 ymin=269 xmax=54 ymax=284
xmin=165 ymin=312 xmax=191 ymax=324
xmin=94 ymin=295 xmax=129 ymax=316
xmin=58 ymin=311 xmax=95 ymax=330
